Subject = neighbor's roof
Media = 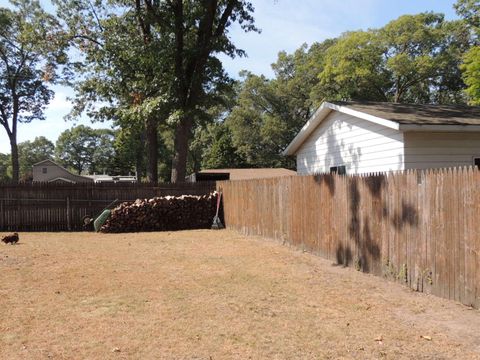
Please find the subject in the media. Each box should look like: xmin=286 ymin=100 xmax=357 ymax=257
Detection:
xmin=283 ymin=101 xmax=480 ymax=156
xmin=33 ymin=159 xmax=57 ymax=166
xmin=199 ymin=168 xmax=296 ymax=180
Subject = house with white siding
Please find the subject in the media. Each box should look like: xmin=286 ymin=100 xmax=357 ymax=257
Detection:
xmin=283 ymin=101 xmax=480 ymax=175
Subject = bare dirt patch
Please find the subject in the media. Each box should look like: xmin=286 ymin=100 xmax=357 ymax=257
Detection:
xmin=1 ymin=230 xmax=480 ymax=359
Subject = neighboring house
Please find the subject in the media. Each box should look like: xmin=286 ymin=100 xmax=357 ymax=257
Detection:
xmin=33 ymin=160 xmax=93 ymax=183
xmin=187 ymin=168 xmax=296 ymax=182
xmin=283 ymin=101 xmax=480 ymax=175
xmin=33 ymin=160 xmax=137 ymax=183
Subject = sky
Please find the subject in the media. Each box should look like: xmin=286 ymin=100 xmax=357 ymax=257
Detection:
xmin=0 ymin=0 xmax=460 ymax=154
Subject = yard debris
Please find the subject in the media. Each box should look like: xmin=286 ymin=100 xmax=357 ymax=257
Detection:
xmin=420 ymin=335 xmax=432 ymax=341
xmin=100 ymin=192 xmax=221 ymax=233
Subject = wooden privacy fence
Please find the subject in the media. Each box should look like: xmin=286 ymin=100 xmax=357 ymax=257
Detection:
xmin=218 ymin=168 xmax=480 ymax=308
xmin=0 ymin=181 xmax=216 ymax=231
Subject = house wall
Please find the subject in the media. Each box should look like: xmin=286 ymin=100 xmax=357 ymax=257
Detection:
xmin=295 ymin=111 xmax=405 ymax=175
xmin=33 ymin=162 xmax=93 ymax=183
xmin=403 ymin=132 xmax=480 ymax=170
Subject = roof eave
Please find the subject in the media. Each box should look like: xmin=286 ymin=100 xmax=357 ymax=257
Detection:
xmin=400 ymin=124 xmax=480 ymax=132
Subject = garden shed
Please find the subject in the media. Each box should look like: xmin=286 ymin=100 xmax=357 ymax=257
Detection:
xmin=283 ymin=101 xmax=480 ymax=175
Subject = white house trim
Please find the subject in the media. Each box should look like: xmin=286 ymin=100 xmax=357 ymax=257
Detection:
xmin=327 ymin=102 xmax=400 ymax=131
xmin=283 ymin=102 xmax=400 ymax=156
xmin=282 ymin=103 xmax=332 ymax=156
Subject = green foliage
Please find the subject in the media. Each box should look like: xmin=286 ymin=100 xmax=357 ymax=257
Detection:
xmin=380 ymin=12 xmax=452 ymax=103
xmin=462 ymin=46 xmax=480 ymax=104
xmin=315 ymin=13 xmax=470 ymax=104
xmin=113 ymin=125 xmax=145 ymax=176
xmin=455 ymin=0 xmax=480 ymax=30
xmin=190 ymin=123 xmax=246 ymax=170
xmin=455 ymin=0 xmax=480 ymax=104
xmin=54 ymin=0 xmax=257 ymax=182
xmin=0 ymin=0 xmax=68 ymax=182
xmin=0 ymin=152 xmax=10 ymax=182
xmin=55 ymin=125 xmax=115 ymax=175
xmin=319 ymin=31 xmax=388 ymax=101
xmin=18 ymin=136 xmax=55 ymax=180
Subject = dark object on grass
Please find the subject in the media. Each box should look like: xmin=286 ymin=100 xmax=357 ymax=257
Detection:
xmin=212 ymin=192 xmax=224 ymax=230
xmin=2 ymin=233 xmax=19 ymax=245
xmin=81 ymin=199 xmax=118 ymax=231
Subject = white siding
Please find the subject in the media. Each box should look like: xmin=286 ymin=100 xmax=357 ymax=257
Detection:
xmin=404 ymin=132 xmax=480 ymax=170
xmin=295 ymin=111 xmax=404 ymax=175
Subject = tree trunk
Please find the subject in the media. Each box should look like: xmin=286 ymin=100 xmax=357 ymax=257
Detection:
xmin=171 ymin=117 xmax=192 ymax=183
xmin=135 ymin=149 xmax=144 ymax=181
xmin=394 ymin=77 xmax=402 ymax=103
xmin=145 ymin=117 xmax=158 ymax=184
xmin=135 ymin=131 xmax=146 ymax=181
xmin=9 ymin=135 xmax=19 ymax=183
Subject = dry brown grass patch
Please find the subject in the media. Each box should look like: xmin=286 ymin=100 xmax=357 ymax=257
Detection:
xmin=1 ymin=230 xmax=480 ymax=359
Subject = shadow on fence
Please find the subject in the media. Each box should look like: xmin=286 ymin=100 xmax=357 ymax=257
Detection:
xmin=218 ymin=167 xmax=480 ymax=309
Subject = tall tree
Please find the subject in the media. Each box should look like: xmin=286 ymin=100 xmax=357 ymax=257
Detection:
xmin=54 ymin=0 xmax=170 ymax=183
xmin=55 ymin=0 xmax=257 ymax=183
xmin=455 ymin=0 xmax=480 ymax=104
xmin=18 ymin=136 xmax=55 ymax=180
xmin=55 ymin=125 xmax=98 ymax=174
xmin=55 ymin=125 xmax=115 ymax=175
xmin=137 ymin=0 xmax=257 ymax=182
xmin=0 ymin=0 xmax=67 ymax=182
xmin=319 ymin=31 xmax=388 ymax=102
xmin=317 ymin=13 xmax=470 ymax=104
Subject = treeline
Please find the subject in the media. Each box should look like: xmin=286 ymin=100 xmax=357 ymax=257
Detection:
xmin=1 ymin=1 xmax=479 ymax=183
xmin=191 ymin=4 xmax=480 ymax=171
xmin=0 ymin=126 xmax=137 ymax=182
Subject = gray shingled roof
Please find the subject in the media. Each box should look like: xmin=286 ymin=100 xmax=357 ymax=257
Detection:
xmin=333 ymin=101 xmax=480 ymax=126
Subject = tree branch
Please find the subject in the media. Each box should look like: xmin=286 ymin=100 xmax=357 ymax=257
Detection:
xmin=171 ymin=0 xmax=186 ymax=105
xmin=135 ymin=0 xmax=152 ymax=44
xmin=87 ymin=0 xmax=104 ymax=32
xmin=214 ymin=0 xmax=237 ymax=39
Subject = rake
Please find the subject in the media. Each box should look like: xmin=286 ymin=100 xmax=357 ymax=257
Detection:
xmin=211 ymin=192 xmax=224 ymax=230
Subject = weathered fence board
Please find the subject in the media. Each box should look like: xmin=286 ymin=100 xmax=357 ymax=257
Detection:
xmin=0 ymin=182 xmax=215 ymax=231
xmin=217 ymin=168 xmax=480 ymax=308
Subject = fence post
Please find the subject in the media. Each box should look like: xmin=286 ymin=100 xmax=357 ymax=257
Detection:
xmin=66 ymin=196 xmax=72 ymax=231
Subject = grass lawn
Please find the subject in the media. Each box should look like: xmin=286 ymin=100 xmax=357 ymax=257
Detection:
xmin=1 ymin=230 xmax=480 ymax=359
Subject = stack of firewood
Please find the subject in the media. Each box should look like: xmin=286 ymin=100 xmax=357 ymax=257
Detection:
xmin=100 ymin=192 xmax=220 ymax=233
